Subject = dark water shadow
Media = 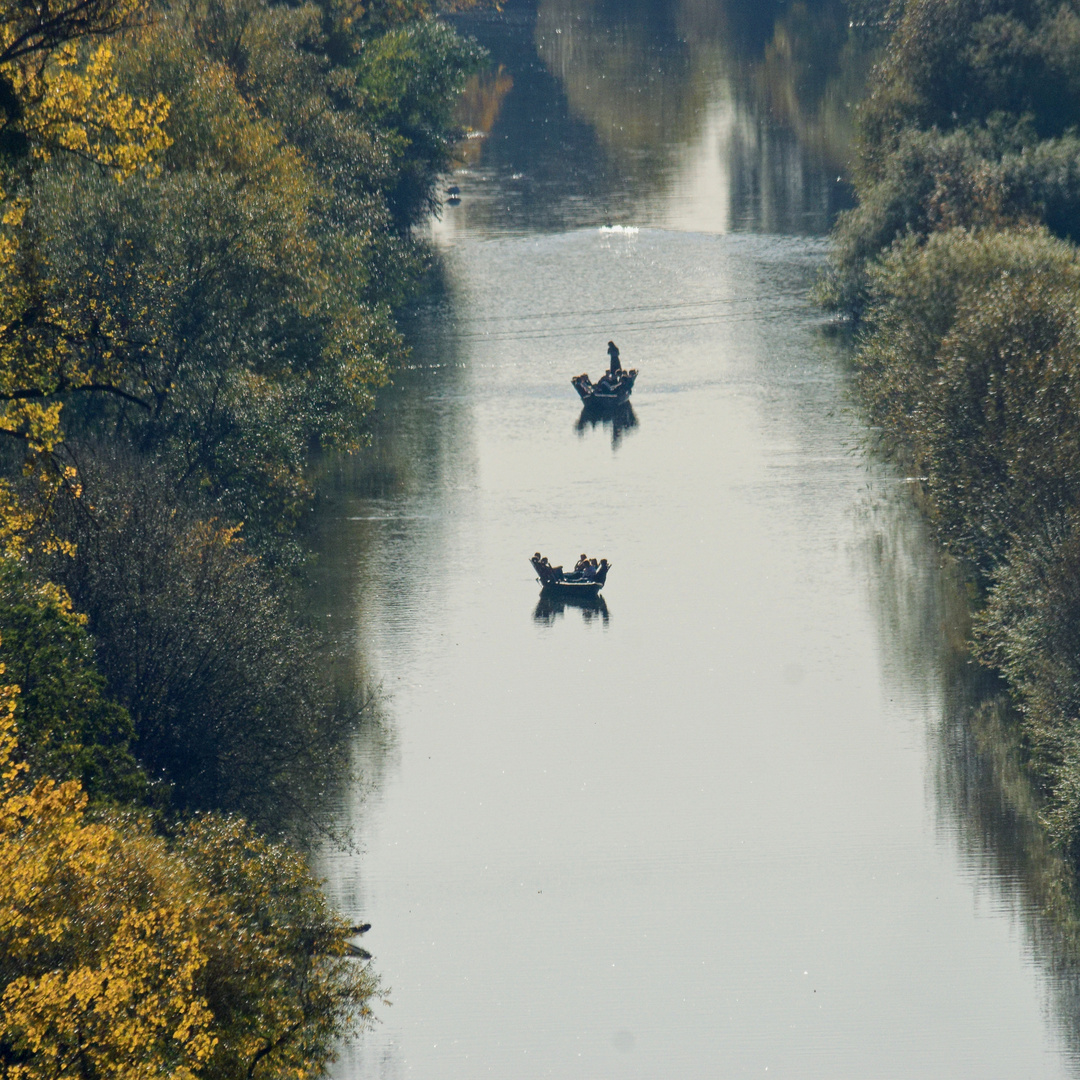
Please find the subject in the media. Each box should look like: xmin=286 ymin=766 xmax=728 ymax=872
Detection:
xmin=533 ymin=591 xmax=610 ymax=626
xmin=575 ymin=402 xmax=638 ymax=448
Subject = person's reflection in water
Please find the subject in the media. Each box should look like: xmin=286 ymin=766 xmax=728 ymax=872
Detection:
xmin=575 ymin=403 xmax=637 ymax=448
xmin=533 ymin=593 xmax=610 ymax=627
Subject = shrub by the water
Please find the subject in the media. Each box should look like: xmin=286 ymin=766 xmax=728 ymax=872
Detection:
xmin=821 ymin=0 xmax=1080 ymax=318
xmin=832 ymin=0 xmax=1080 ymax=881
xmin=857 ymin=226 xmax=1080 ymax=571
xmin=976 ymin=518 xmax=1080 ymax=865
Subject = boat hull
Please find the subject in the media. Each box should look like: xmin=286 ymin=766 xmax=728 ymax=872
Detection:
xmin=581 ymin=387 xmax=632 ymax=407
xmin=572 ymin=369 xmax=637 ymax=406
xmin=540 ymin=579 xmax=603 ymax=598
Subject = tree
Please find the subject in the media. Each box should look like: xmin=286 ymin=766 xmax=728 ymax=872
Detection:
xmin=0 ymin=701 xmax=217 ymax=1079
xmin=46 ymin=447 xmax=357 ymax=834
xmin=0 ymin=556 xmax=145 ymax=801
xmin=0 ymin=703 xmax=378 ymax=1078
xmin=177 ymin=815 xmax=379 ymax=1080
xmin=0 ymin=0 xmax=170 ymax=553
xmin=0 ymin=0 xmax=170 ymax=169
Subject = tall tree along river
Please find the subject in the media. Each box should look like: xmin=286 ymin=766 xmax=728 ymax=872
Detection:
xmin=311 ymin=2 xmax=1080 ymax=1076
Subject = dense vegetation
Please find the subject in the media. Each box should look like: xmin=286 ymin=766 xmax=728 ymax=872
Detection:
xmin=826 ymin=0 xmax=1080 ymax=871
xmin=0 ymin=0 xmax=483 ymax=1071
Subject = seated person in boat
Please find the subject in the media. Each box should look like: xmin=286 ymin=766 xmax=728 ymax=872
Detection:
xmin=532 ymin=554 xmax=566 ymax=584
xmin=574 ymin=553 xmax=589 ymax=574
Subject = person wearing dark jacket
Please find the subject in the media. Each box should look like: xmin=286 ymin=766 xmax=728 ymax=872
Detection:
xmin=607 ymin=340 xmax=622 ymax=374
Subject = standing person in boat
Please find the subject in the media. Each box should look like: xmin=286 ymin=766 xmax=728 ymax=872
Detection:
xmin=607 ymin=341 xmax=622 ymax=375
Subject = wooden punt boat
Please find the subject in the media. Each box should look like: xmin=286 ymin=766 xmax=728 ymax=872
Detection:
xmin=571 ymin=369 xmax=637 ymax=406
xmin=540 ymin=578 xmax=604 ymax=599
xmin=529 ymin=556 xmax=610 ymax=597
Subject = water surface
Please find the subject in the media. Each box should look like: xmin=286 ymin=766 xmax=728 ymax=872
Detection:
xmin=312 ymin=4 xmax=1080 ymax=1076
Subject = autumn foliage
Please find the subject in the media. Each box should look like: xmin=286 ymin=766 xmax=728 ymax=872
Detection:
xmin=0 ymin=696 xmax=378 ymax=1078
xmin=0 ymin=0 xmax=478 ymax=1070
xmin=0 ymin=686 xmax=217 ymax=1079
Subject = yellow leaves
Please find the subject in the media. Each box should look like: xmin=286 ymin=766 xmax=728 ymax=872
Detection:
xmin=1 ymin=0 xmax=172 ymax=174
xmin=3 ymin=907 xmax=216 ymax=1080
xmin=177 ymin=814 xmax=380 ymax=1079
xmin=0 ymin=479 xmax=38 ymax=559
xmin=14 ymin=41 xmax=173 ymax=177
xmin=0 ymin=401 xmax=64 ymax=456
xmin=0 ymin=0 xmax=172 ymax=559
xmin=0 ymin=707 xmax=217 ymax=1079
xmin=0 ymin=706 xmax=377 ymax=1079
xmin=0 ymin=656 xmax=22 ymax=789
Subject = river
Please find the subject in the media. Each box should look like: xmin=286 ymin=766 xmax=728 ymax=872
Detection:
xmin=311 ymin=2 xmax=1080 ymax=1076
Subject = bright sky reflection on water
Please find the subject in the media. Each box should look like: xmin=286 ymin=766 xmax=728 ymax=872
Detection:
xmin=311 ymin=3 xmax=1080 ymax=1077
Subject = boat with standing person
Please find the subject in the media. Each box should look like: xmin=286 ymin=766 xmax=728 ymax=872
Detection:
xmin=572 ymin=339 xmax=637 ymax=407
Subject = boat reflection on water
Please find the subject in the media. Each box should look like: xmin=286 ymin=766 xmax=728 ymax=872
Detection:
xmin=575 ymin=402 xmax=638 ymax=447
xmin=533 ymin=591 xmax=610 ymax=627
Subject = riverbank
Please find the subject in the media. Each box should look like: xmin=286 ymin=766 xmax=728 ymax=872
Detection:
xmin=0 ymin=0 xmax=484 ymax=1072
xmin=823 ymin=0 xmax=1080 ymax=874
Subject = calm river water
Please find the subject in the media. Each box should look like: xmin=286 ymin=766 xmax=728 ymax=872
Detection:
xmin=312 ymin=2 xmax=1080 ymax=1076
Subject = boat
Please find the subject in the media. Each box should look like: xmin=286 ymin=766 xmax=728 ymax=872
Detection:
xmin=529 ymin=554 xmax=610 ymax=597
xmin=571 ymin=368 xmax=637 ymax=407
xmin=540 ymin=577 xmax=604 ymax=599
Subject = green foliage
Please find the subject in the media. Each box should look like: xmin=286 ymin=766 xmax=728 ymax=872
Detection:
xmin=835 ymin=0 xmax=1080 ymax=879
xmin=856 ymin=226 xmax=1080 ymax=567
xmin=822 ymin=0 xmax=1080 ymax=316
xmin=0 ymin=0 xmax=478 ymax=1070
xmin=45 ymin=449 xmax=356 ymax=835
xmin=1 ymin=0 xmax=482 ymax=548
xmin=0 ymin=558 xmax=146 ymax=802
xmin=975 ymin=517 xmax=1080 ymax=864
xmin=856 ymin=0 xmax=1080 ymax=178
xmin=357 ymin=19 xmax=485 ymax=227
xmin=177 ymin=815 xmax=379 ymax=1080
xmin=25 ymin=156 xmax=397 ymax=541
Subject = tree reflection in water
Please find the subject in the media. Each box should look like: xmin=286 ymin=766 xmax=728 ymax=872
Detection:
xmin=574 ymin=402 xmax=638 ymax=448
xmin=533 ymin=591 xmax=610 ymax=626
xmin=444 ymin=0 xmax=870 ymax=235
xmin=859 ymin=479 xmax=1080 ymax=1059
